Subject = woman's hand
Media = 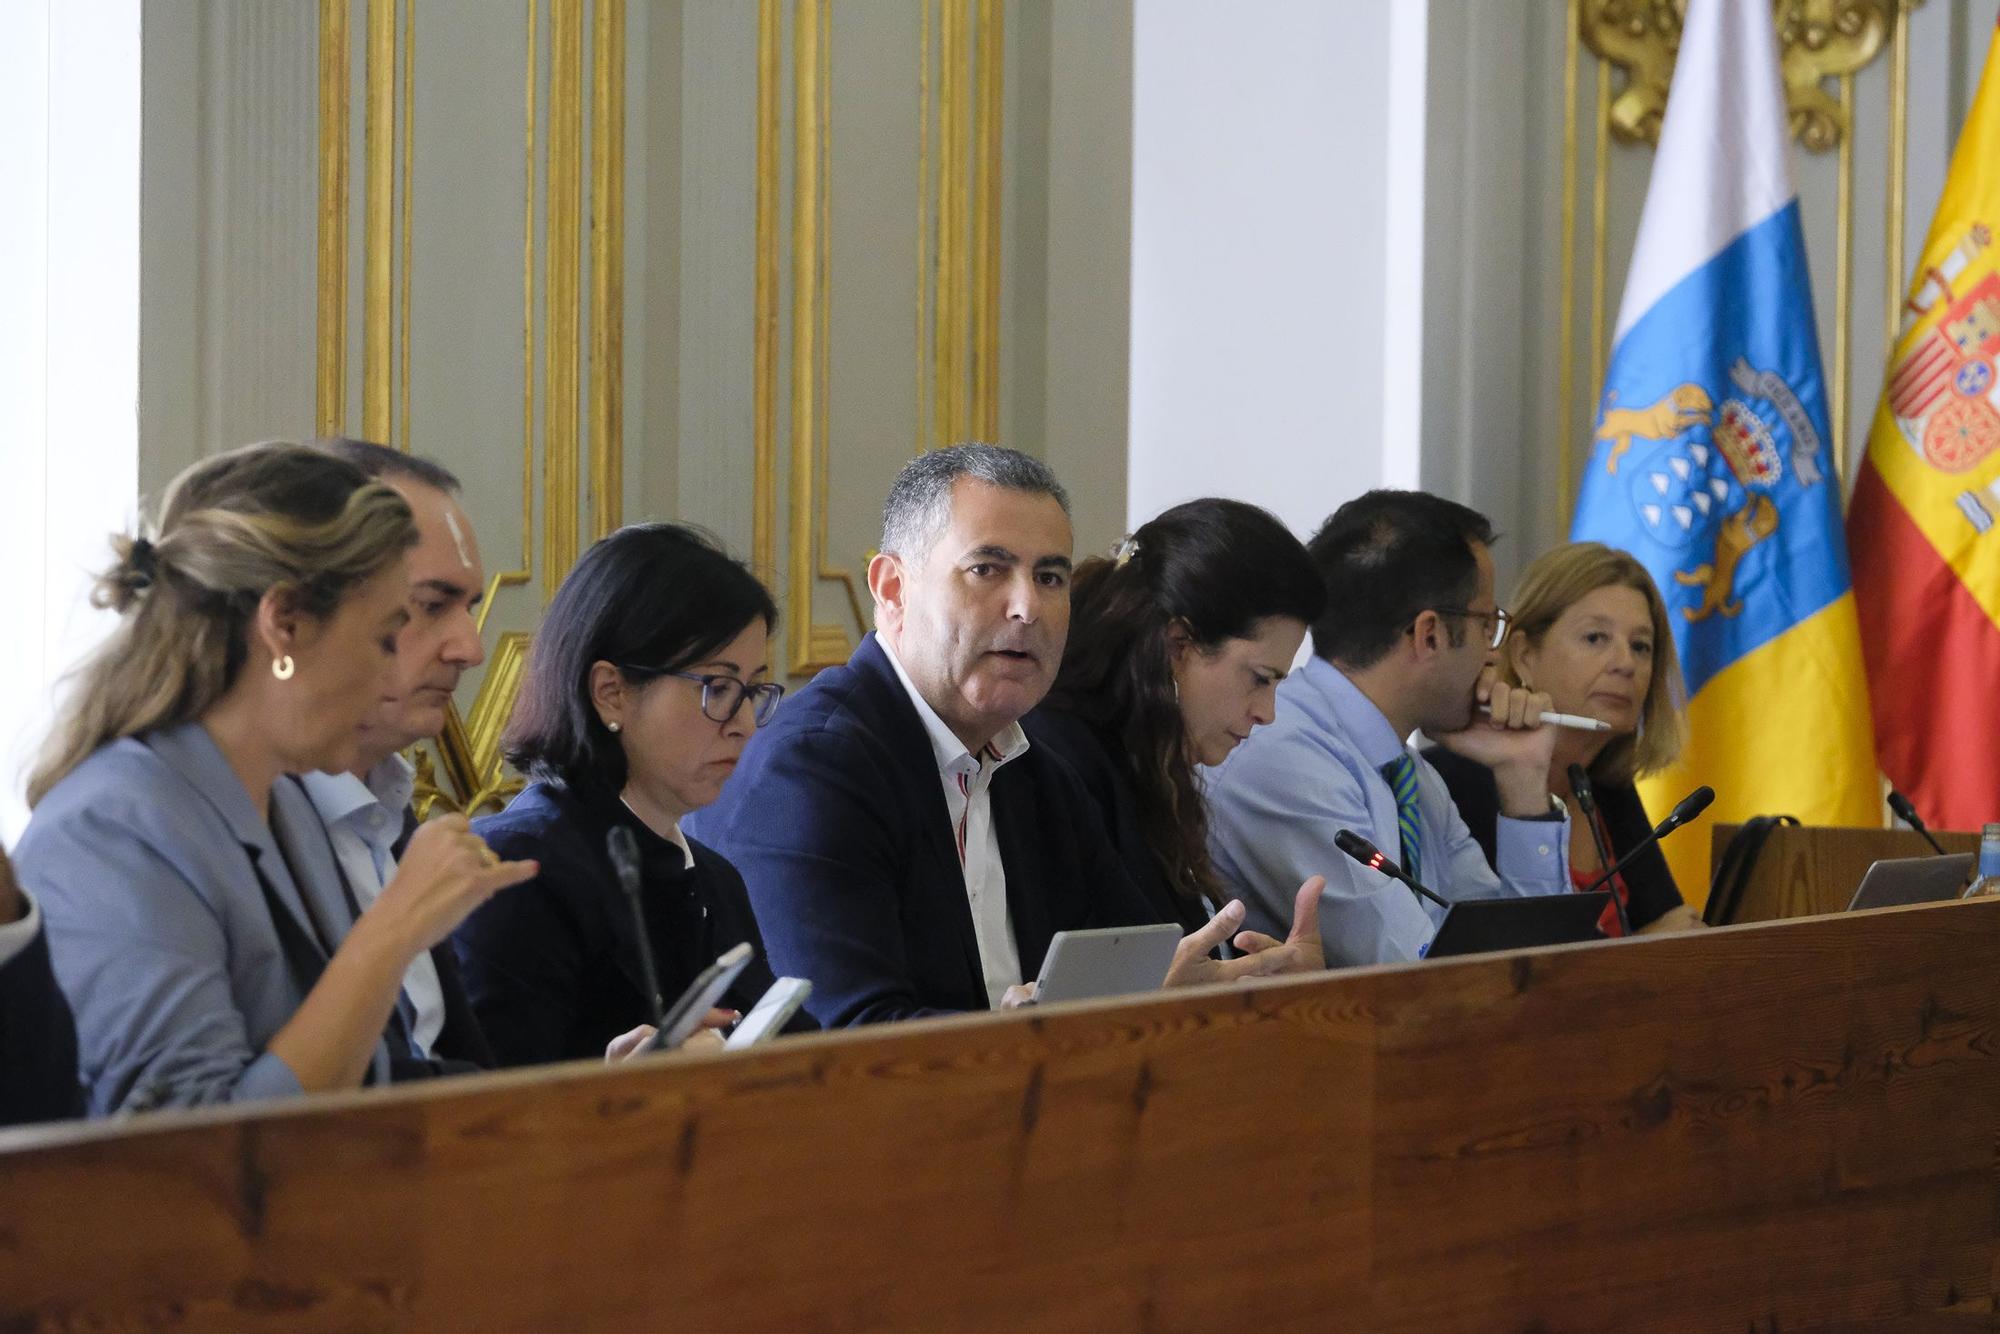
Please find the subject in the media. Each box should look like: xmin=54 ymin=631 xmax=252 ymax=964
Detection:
xmin=603 ymin=1008 xmax=737 ymax=1063
xmin=1163 ymin=877 xmax=1327 ymax=989
xmin=363 ymin=815 xmax=537 ymax=958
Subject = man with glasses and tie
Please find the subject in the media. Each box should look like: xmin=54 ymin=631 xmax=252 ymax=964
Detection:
xmin=1205 ymin=490 xmax=1570 ymax=967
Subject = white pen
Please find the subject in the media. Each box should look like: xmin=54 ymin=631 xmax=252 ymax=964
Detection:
xmin=1479 ymin=704 xmax=1613 ymax=733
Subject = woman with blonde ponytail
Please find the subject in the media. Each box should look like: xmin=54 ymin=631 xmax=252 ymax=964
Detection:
xmin=13 ymin=443 xmax=537 ymax=1116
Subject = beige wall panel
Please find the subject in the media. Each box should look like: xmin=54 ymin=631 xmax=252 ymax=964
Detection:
xmin=1040 ymin=0 xmax=1131 ymax=558
xmin=634 ymin=0 xmax=681 ymax=524
xmin=139 ymin=1 xmax=318 ymax=502
xmin=404 ymin=0 xmax=538 ymax=712
xmin=671 ymin=0 xmax=758 ymax=563
xmin=822 ymin=0 xmax=922 ymax=621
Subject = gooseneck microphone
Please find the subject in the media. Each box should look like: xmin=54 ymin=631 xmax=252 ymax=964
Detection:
xmin=1334 ymin=829 xmax=1452 ymax=910
xmin=1568 ymin=763 xmax=1630 ymax=936
xmin=1887 ymin=789 xmax=1948 ymax=856
xmin=607 ymin=825 xmax=668 ymax=1028
xmin=1579 ymin=785 xmax=1715 ymax=898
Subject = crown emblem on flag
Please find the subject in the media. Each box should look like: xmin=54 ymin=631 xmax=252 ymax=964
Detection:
xmin=1713 ymin=398 xmax=1784 ymax=489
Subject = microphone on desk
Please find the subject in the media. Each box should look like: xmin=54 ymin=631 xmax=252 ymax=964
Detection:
xmin=1578 ymin=785 xmax=1715 ymax=899
xmin=1887 ymin=789 xmax=1948 ymax=856
xmin=607 ymin=825 xmax=668 ymax=1029
xmin=1568 ymin=764 xmax=1630 ymax=936
xmin=1333 ymin=830 xmax=1453 ymax=910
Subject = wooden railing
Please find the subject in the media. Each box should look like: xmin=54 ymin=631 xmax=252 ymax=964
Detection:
xmin=3 ymin=898 xmax=1996 ymax=1330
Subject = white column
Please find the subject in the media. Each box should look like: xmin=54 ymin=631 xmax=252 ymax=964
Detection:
xmin=1126 ymin=0 xmax=1426 ymax=538
xmin=0 ymin=1 xmax=142 ymax=841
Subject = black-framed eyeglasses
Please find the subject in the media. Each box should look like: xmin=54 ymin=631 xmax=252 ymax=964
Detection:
xmin=1423 ymin=606 xmax=1512 ymax=649
xmin=619 ymin=666 xmax=785 ymax=725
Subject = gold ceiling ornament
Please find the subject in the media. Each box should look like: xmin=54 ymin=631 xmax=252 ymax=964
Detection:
xmin=1580 ymin=0 xmax=1911 ymax=152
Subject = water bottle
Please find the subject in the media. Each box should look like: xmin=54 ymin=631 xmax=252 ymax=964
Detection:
xmin=1963 ymin=823 xmax=2000 ymax=897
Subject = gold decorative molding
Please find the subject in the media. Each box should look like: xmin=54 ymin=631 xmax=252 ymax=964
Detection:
xmin=588 ymin=0 xmax=626 ymax=541
xmin=482 ymin=0 xmax=540 ymax=628
xmin=753 ymin=0 xmax=781 ymax=583
xmin=362 ymin=0 xmax=396 ymax=440
xmin=918 ymin=0 xmax=1004 ymax=450
xmin=397 ymin=0 xmax=414 ymax=451
xmin=1580 ymin=0 xmax=1902 ymax=152
xmin=934 ymin=0 xmax=968 ymax=444
xmin=315 ymin=0 xmax=350 ymax=435
xmin=543 ymin=0 xmax=583 ymax=596
xmin=970 ymin=0 xmax=1002 ymax=442
xmin=415 ymin=632 xmax=532 ymax=819
xmin=785 ymin=0 xmax=861 ymax=675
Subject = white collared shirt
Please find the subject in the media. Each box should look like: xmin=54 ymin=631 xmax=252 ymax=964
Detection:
xmin=880 ymin=638 xmax=1030 ymax=1008
xmin=300 ymin=754 xmax=446 ymax=1057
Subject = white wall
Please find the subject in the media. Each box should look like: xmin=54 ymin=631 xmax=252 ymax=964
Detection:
xmin=1126 ymin=0 xmax=1421 ymax=538
xmin=0 ymin=1 xmax=143 ymax=841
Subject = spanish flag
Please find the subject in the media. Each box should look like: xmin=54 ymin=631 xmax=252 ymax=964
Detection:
xmin=1571 ymin=0 xmax=1880 ymax=903
xmin=1848 ymin=17 xmax=2000 ymax=833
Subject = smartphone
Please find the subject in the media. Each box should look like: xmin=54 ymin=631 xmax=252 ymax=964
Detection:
xmin=647 ymin=942 xmax=754 ymax=1051
xmin=722 ymin=977 xmax=813 ymax=1051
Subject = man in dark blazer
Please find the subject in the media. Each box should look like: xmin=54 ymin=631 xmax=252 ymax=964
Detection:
xmin=296 ymin=440 xmax=495 ymax=1074
xmin=0 ymin=844 xmax=82 ymax=1125
xmin=689 ymin=445 xmax=1322 ymax=1028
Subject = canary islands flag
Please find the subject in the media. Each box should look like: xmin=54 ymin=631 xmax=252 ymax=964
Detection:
xmin=1571 ymin=0 xmax=1879 ymax=902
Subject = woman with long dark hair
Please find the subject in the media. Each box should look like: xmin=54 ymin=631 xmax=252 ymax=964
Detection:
xmin=1027 ymin=498 xmax=1327 ymax=931
xmin=454 ymin=522 xmax=813 ymax=1066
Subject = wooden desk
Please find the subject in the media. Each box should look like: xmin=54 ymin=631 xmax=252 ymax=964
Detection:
xmin=1708 ymin=822 xmax=1980 ymax=922
xmin=3 ymin=900 xmax=1997 ymax=1330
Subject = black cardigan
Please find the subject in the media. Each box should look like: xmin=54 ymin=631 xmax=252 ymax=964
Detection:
xmin=1423 ymin=746 xmax=1686 ymax=932
xmin=1022 ymin=704 xmax=1213 ymax=936
xmin=455 ymin=782 xmax=814 ymax=1068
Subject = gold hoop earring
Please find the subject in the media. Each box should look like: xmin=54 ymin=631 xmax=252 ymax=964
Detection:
xmin=271 ymin=654 xmax=295 ymax=681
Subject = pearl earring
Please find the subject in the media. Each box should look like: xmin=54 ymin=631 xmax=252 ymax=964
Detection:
xmin=606 ymin=720 xmax=621 ymax=733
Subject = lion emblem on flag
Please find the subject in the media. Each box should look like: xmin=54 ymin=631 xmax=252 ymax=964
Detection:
xmin=1605 ymin=359 xmax=1824 ymax=622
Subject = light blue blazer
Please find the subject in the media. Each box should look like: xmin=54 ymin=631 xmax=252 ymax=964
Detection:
xmin=12 ymin=721 xmax=392 ymax=1116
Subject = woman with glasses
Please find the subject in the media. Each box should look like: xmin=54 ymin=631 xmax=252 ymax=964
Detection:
xmin=1425 ymin=542 xmax=1702 ymax=935
xmin=453 ymin=523 xmax=812 ymax=1067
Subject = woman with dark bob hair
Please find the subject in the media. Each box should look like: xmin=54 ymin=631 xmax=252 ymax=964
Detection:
xmin=453 ymin=522 xmax=813 ymax=1066
xmin=1026 ymin=498 xmax=1328 ymax=932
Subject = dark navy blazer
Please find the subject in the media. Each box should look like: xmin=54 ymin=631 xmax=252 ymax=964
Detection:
xmin=686 ymin=633 xmax=1160 ymax=1028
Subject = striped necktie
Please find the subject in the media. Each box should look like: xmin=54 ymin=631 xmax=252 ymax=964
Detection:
xmin=1380 ymin=753 xmax=1423 ymax=888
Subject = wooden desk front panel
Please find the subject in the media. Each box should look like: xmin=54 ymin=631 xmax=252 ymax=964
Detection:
xmin=1710 ymin=823 xmax=1982 ymax=922
xmin=1 ymin=901 xmax=1995 ymax=1331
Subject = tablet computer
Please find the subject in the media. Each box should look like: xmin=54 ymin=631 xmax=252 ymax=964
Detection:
xmin=1424 ymin=892 xmax=1612 ymax=959
xmin=649 ymin=942 xmax=754 ymax=1051
xmin=1034 ymin=923 xmax=1182 ymax=1005
xmin=1847 ymin=854 xmax=1974 ymax=911
xmin=723 ymin=977 xmax=813 ymax=1051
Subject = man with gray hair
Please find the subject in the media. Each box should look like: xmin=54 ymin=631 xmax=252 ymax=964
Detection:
xmin=689 ymin=444 xmax=1322 ymax=1027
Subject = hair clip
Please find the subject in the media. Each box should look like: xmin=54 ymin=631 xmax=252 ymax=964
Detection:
xmin=127 ymin=537 xmax=158 ymax=589
xmin=1112 ymin=536 xmax=1140 ymax=568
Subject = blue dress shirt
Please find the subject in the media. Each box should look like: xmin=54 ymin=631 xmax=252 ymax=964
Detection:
xmin=1204 ymin=656 xmax=1568 ymax=967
